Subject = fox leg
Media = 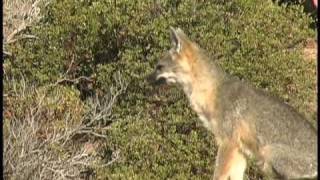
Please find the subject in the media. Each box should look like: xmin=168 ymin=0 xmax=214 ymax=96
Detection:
xmin=213 ymin=140 xmax=247 ymax=180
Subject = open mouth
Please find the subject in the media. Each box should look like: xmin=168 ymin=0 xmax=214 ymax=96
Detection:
xmin=146 ymin=73 xmax=167 ymax=86
xmin=156 ymin=74 xmax=177 ymax=85
xmin=162 ymin=77 xmax=176 ymax=84
xmin=156 ymin=72 xmax=177 ymax=84
xmin=147 ymin=72 xmax=177 ymax=86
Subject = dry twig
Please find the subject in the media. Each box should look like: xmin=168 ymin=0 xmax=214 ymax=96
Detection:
xmin=4 ymin=72 xmax=127 ymax=179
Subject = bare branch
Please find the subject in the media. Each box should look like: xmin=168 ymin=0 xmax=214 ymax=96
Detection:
xmin=4 ymin=72 xmax=126 ymax=179
xmin=5 ymin=21 xmax=27 ymax=44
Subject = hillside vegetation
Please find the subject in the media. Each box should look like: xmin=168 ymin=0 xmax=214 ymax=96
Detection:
xmin=4 ymin=0 xmax=316 ymax=179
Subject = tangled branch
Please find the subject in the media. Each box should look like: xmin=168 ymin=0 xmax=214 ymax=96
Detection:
xmin=4 ymin=72 xmax=127 ymax=179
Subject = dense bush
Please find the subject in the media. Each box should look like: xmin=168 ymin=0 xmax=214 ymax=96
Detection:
xmin=5 ymin=0 xmax=316 ymax=179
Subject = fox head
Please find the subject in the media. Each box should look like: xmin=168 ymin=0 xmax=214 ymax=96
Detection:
xmin=147 ymin=27 xmax=201 ymax=86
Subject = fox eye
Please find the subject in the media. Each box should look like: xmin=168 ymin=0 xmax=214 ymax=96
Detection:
xmin=156 ymin=64 xmax=164 ymax=71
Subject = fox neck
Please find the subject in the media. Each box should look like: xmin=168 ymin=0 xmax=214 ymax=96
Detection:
xmin=179 ymin=61 xmax=223 ymax=130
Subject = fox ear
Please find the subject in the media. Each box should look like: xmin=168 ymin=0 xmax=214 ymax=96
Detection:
xmin=170 ymin=27 xmax=184 ymax=53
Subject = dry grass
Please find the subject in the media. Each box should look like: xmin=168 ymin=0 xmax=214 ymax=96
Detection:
xmin=3 ymin=0 xmax=47 ymax=55
xmin=303 ymin=38 xmax=317 ymax=61
xmin=4 ymin=73 xmax=127 ymax=180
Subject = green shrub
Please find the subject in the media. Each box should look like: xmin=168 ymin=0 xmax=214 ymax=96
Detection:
xmin=6 ymin=0 xmax=316 ymax=179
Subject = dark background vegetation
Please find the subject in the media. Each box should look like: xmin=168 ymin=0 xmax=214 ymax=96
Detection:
xmin=4 ymin=0 xmax=317 ymax=179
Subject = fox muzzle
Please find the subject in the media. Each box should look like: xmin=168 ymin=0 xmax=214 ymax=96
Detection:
xmin=146 ymin=72 xmax=167 ymax=86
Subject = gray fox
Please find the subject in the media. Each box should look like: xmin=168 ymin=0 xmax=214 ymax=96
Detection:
xmin=147 ymin=27 xmax=317 ymax=180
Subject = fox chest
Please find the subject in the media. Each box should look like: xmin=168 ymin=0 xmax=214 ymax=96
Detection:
xmin=188 ymin=94 xmax=214 ymax=130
